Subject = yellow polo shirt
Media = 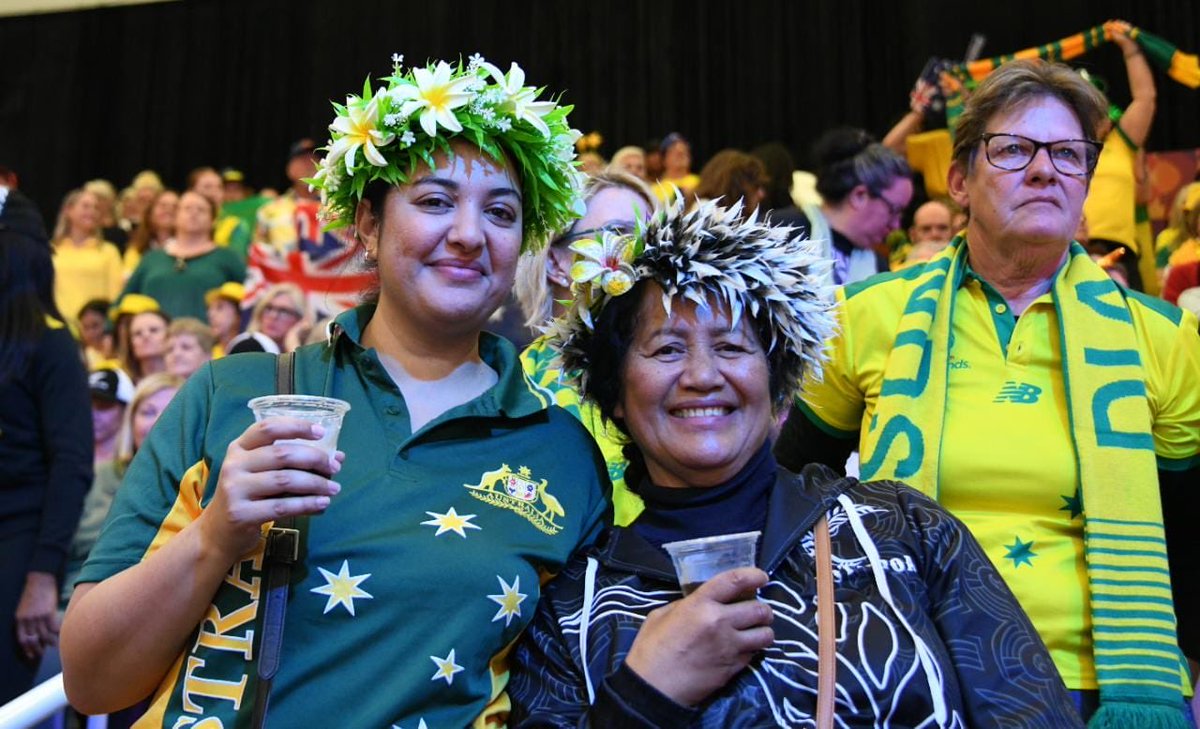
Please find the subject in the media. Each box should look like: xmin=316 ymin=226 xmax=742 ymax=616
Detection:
xmin=797 ymin=254 xmax=1200 ymax=690
xmin=52 ymin=237 xmax=124 ymax=324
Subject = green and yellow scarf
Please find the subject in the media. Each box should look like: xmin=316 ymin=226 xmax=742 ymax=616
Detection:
xmin=859 ymin=238 xmax=1190 ymax=727
xmin=941 ymin=23 xmax=1200 ymax=132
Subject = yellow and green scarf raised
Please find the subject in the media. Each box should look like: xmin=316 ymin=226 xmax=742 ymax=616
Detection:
xmin=941 ymin=23 xmax=1200 ymax=132
xmin=858 ymin=238 xmax=1190 ymax=728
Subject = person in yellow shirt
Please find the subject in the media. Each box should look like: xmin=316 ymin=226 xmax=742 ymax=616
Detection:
xmin=1081 ymin=21 xmax=1158 ymax=294
xmin=651 ymin=132 xmax=701 ymax=201
xmin=50 ymin=189 xmax=123 ymax=328
xmin=776 ymin=59 xmax=1197 ymax=725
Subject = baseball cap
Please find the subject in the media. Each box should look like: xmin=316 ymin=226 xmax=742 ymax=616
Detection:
xmin=110 ymin=293 xmax=161 ymax=321
xmin=89 ymin=367 xmax=134 ymax=405
xmin=221 ymin=168 xmax=245 ymax=183
xmin=205 ymin=281 xmax=245 ymax=307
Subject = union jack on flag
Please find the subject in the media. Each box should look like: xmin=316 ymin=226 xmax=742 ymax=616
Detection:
xmin=244 ymin=195 xmax=376 ymax=319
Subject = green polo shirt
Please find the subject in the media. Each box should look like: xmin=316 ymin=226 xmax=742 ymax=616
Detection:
xmin=80 ymin=305 xmax=611 ymax=727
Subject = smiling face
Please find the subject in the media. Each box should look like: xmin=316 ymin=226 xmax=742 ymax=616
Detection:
xmin=68 ymin=191 xmax=101 ymax=236
xmin=130 ymin=312 xmax=168 ymax=361
xmin=949 ymin=95 xmax=1089 ymax=254
xmin=614 ymin=287 xmax=773 ymax=489
xmin=356 ymin=140 xmax=523 ymax=338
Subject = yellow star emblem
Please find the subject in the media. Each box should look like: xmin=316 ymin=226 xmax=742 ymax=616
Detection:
xmin=430 ymin=648 xmax=464 ymax=685
xmin=421 ymin=507 xmax=482 ymax=538
xmin=310 ymin=560 xmax=373 ymax=616
xmin=487 ymin=575 xmax=527 ymax=627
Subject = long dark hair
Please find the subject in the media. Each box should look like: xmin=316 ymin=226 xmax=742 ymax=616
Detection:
xmin=0 ymin=231 xmax=60 ymax=383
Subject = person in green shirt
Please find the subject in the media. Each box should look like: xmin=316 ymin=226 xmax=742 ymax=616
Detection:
xmin=61 ymin=54 xmax=607 ymax=728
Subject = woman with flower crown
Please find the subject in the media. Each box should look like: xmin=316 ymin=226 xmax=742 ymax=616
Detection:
xmin=60 ymin=55 xmax=610 ymax=728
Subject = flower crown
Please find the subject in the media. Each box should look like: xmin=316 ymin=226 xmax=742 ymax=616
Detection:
xmin=548 ymin=194 xmax=838 ymax=401
xmin=309 ymin=54 xmax=587 ymax=250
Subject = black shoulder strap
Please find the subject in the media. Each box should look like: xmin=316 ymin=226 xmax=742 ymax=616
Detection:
xmin=253 ymin=351 xmax=298 ymax=729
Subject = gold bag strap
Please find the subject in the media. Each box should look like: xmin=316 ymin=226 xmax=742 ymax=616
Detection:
xmin=814 ymin=514 xmax=836 ymax=729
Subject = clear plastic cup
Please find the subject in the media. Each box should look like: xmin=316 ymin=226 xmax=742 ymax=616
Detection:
xmin=248 ymin=395 xmax=351 ymax=457
xmin=661 ymin=531 xmax=761 ymax=596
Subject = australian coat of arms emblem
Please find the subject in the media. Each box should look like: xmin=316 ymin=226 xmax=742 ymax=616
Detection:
xmin=464 ymin=464 xmax=564 ymax=535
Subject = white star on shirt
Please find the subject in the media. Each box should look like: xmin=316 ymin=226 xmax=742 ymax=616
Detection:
xmin=310 ymin=560 xmax=373 ymax=616
xmin=487 ymin=575 xmax=527 ymax=627
xmin=392 ymin=721 xmax=427 ymax=729
xmin=430 ymin=649 xmax=464 ymax=685
xmin=421 ymin=507 xmax=482 ymax=538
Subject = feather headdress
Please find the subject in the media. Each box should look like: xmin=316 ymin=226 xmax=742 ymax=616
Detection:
xmin=547 ymin=193 xmax=836 ymax=403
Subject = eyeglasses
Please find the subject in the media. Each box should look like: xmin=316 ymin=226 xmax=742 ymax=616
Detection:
xmin=262 ymin=304 xmax=301 ymax=319
xmin=979 ymin=133 xmax=1101 ymax=176
xmin=552 ymin=222 xmax=637 ymax=248
xmin=870 ymin=191 xmax=907 ymax=217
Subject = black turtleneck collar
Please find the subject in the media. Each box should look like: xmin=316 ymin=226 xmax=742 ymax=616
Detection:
xmin=630 ymin=441 xmax=775 ymax=551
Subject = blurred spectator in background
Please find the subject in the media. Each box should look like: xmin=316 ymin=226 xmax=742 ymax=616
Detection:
xmin=692 ymin=149 xmax=768 ymax=219
xmin=609 ymin=146 xmax=646 ymax=179
xmin=77 ymin=299 xmax=113 ymax=368
xmin=164 ymin=317 xmax=214 ymax=379
xmin=0 ymin=186 xmax=92 ymax=703
xmin=800 ymin=127 xmax=913 ymax=285
xmin=902 ymin=199 xmax=957 ymax=265
xmin=0 ymin=165 xmax=18 ymax=188
xmin=227 ymin=282 xmax=309 ymax=355
xmin=61 ymin=373 xmax=183 ymax=609
xmin=121 ymin=190 xmax=245 ymax=320
xmin=1081 ymin=21 xmax=1158 ymax=293
xmin=751 ymin=142 xmax=807 ymax=229
xmin=87 ymin=365 xmax=132 ymax=465
xmin=204 ymin=282 xmax=244 ymax=358
xmin=187 ymin=166 xmax=251 ymax=259
xmin=122 ymin=170 xmax=165 ymax=233
xmin=51 ymin=188 xmax=124 ymax=329
xmin=652 ymin=132 xmax=700 ymax=201
xmin=643 ymin=137 xmax=664 ymax=183
xmin=122 ymin=189 xmax=177 ymax=274
xmin=122 ymin=309 xmax=170 ymax=383
xmin=83 ymin=179 xmax=127 ymax=252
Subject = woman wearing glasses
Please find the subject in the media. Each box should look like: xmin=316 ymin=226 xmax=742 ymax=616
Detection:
xmin=515 ymin=170 xmax=657 ymax=527
xmin=776 ymin=59 xmax=1199 ymax=725
xmin=227 ymin=282 xmax=310 ymax=355
xmin=796 ymin=127 xmax=913 ymax=286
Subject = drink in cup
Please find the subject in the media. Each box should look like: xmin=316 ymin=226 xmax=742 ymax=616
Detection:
xmin=662 ymin=531 xmax=761 ymax=596
xmin=248 ymin=395 xmax=351 ymax=457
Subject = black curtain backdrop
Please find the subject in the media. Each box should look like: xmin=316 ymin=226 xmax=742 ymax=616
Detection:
xmin=2 ymin=0 xmax=1198 ymax=226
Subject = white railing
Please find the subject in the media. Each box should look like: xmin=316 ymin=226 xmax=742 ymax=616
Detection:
xmin=0 ymin=673 xmax=106 ymax=729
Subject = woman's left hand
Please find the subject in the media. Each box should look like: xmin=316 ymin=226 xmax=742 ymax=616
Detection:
xmin=15 ymin=571 xmax=60 ymax=659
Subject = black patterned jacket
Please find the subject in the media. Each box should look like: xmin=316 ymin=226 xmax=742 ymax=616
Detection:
xmin=509 ymin=464 xmax=1083 ymax=728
